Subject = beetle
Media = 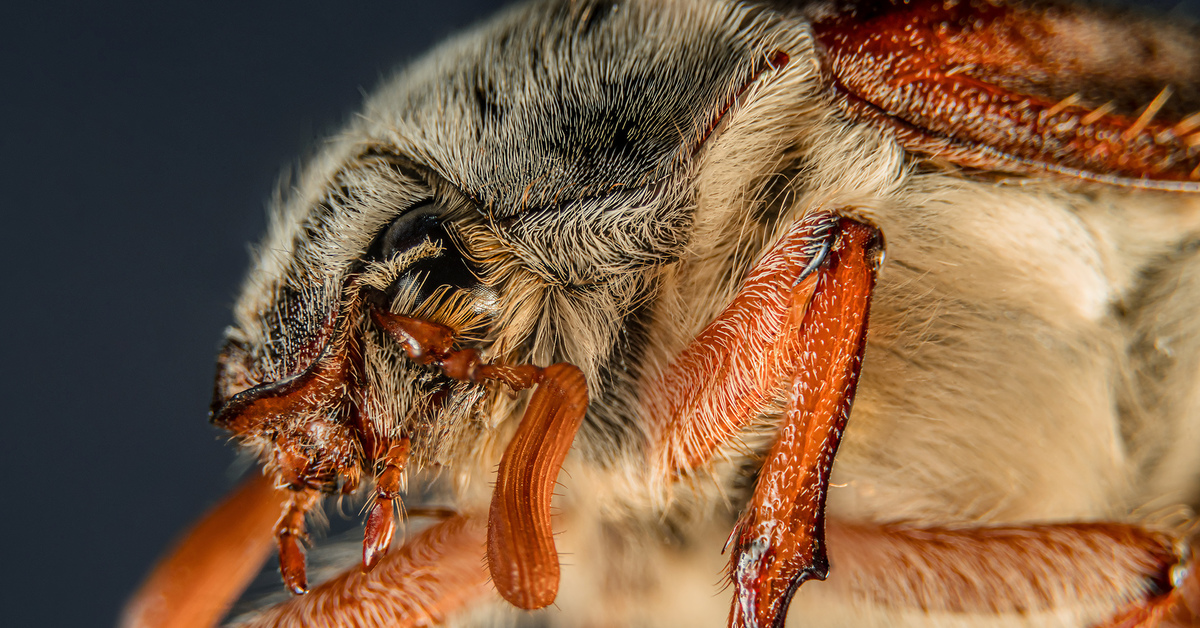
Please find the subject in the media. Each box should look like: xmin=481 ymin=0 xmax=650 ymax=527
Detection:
xmin=124 ymin=0 xmax=1200 ymax=626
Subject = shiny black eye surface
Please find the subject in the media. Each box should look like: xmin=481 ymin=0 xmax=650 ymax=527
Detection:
xmin=367 ymin=202 xmax=445 ymax=261
xmin=366 ymin=201 xmax=480 ymax=302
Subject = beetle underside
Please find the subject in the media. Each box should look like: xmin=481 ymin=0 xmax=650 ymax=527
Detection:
xmin=124 ymin=1 xmax=1200 ymax=627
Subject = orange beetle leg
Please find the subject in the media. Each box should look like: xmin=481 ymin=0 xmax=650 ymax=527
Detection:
xmin=1096 ymin=539 xmax=1198 ymax=628
xmin=239 ymin=514 xmax=494 ymax=627
xmin=798 ymin=519 xmax=1191 ymax=626
xmin=362 ymin=438 xmax=412 ymax=572
xmin=638 ymin=211 xmax=880 ymax=627
xmin=727 ymin=220 xmax=880 ymax=628
xmin=120 ymin=474 xmax=281 ymax=628
xmin=644 ymin=210 xmax=847 ymax=475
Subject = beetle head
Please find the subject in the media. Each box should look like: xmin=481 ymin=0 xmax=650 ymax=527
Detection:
xmin=208 ymin=0 xmax=819 ymax=495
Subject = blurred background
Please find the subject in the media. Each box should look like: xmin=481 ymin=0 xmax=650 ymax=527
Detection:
xmin=0 ymin=0 xmax=1195 ymax=625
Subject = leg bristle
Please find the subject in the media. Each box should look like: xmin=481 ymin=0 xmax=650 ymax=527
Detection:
xmin=1044 ymin=93 xmax=1082 ymax=118
xmin=1124 ymin=86 xmax=1173 ymax=139
xmin=1172 ymin=111 xmax=1200 ymax=136
xmin=1081 ymin=101 xmax=1117 ymax=126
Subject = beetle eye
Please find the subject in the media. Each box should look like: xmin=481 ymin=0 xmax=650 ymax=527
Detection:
xmin=367 ymin=201 xmax=479 ymax=302
xmin=370 ymin=202 xmax=446 ymax=261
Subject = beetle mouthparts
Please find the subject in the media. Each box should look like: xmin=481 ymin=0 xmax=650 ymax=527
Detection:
xmin=371 ymin=310 xmax=590 ymax=609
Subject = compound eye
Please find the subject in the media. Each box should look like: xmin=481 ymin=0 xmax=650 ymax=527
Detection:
xmin=367 ymin=201 xmax=479 ymax=303
xmin=371 ymin=202 xmax=447 ymax=261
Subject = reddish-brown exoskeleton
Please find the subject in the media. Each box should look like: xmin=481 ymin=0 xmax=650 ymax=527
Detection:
xmin=125 ymin=1 xmax=1200 ymax=627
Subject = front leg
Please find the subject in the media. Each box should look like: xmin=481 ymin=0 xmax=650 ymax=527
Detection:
xmin=644 ymin=210 xmax=873 ymax=474
xmin=239 ymin=514 xmax=494 ymax=627
xmin=640 ymin=208 xmax=1195 ymax=628
xmin=640 ymin=210 xmax=883 ymax=626
xmin=121 ymin=475 xmax=281 ymax=628
xmin=727 ymin=220 xmax=880 ymax=628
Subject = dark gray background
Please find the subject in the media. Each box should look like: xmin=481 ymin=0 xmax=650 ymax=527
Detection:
xmin=0 ymin=0 xmax=1195 ymax=626
xmin=0 ymin=1 xmax=510 ymax=625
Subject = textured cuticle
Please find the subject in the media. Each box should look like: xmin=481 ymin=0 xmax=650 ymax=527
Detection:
xmin=486 ymin=363 xmax=588 ymax=609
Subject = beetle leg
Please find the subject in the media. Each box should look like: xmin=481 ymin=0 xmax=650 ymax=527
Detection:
xmin=643 ymin=210 xmax=866 ymax=475
xmin=1096 ymin=539 xmax=1198 ymax=628
xmin=239 ymin=514 xmax=494 ymax=628
xmin=638 ymin=212 xmax=880 ymax=626
xmin=819 ymin=519 xmax=1191 ymax=627
xmin=363 ymin=438 xmax=412 ymax=571
xmin=727 ymin=221 xmax=879 ymax=628
xmin=120 ymin=474 xmax=281 ymax=628
xmin=275 ymin=488 xmax=320 ymax=595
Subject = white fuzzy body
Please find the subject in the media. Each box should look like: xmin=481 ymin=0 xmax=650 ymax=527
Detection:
xmin=546 ymin=68 xmax=1200 ymax=628
xmin=223 ymin=1 xmax=1200 ymax=626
